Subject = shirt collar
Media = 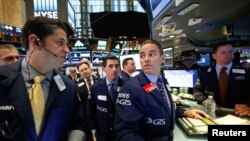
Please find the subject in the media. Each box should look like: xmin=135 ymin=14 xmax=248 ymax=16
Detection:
xmin=21 ymin=58 xmax=53 ymax=82
xmin=144 ymin=73 xmax=159 ymax=84
xmin=106 ymin=77 xmax=118 ymax=86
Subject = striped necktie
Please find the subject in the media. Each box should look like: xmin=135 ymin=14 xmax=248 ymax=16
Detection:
xmin=156 ymin=78 xmax=171 ymax=113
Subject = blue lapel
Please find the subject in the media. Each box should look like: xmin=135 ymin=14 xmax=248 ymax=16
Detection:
xmin=1 ymin=61 xmax=37 ymax=141
xmin=138 ymin=72 xmax=170 ymax=111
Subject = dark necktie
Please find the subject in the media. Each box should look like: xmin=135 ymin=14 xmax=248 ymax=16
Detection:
xmin=156 ymin=78 xmax=171 ymax=112
xmin=87 ymin=78 xmax=92 ymax=91
xmin=109 ymin=83 xmax=116 ymax=101
xmin=219 ymin=67 xmax=228 ymax=106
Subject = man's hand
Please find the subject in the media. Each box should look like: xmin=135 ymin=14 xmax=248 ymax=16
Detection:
xmin=235 ymin=104 xmax=250 ymax=117
xmin=184 ymin=109 xmax=211 ymax=119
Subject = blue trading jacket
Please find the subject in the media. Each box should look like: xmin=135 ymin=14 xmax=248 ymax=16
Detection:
xmin=86 ymin=77 xmax=124 ymax=141
xmin=114 ymin=72 xmax=185 ymax=141
xmin=0 ymin=60 xmax=84 ymax=141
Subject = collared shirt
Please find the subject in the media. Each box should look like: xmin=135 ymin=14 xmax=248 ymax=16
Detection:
xmin=145 ymin=73 xmax=171 ymax=108
xmin=106 ymin=78 xmax=118 ymax=94
xmin=21 ymin=59 xmax=53 ymax=101
xmin=145 ymin=73 xmax=159 ymax=88
xmin=215 ymin=63 xmax=232 ymax=79
xmin=84 ymin=77 xmax=94 ymax=92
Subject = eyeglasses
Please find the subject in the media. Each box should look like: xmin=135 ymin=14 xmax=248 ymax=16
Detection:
xmin=0 ymin=56 xmax=20 ymax=62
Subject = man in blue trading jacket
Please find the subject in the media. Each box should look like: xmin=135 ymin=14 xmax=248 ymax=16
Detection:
xmin=193 ymin=42 xmax=250 ymax=113
xmin=87 ymin=55 xmax=124 ymax=141
xmin=114 ymin=39 xmax=210 ymax=141
xmin=0 ymin=16 xmax=85 ymax=141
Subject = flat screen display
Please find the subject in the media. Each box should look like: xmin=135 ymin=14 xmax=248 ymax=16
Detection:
xmin=97 ymin=40 xmax=107 ymax=50
xmin=92 ymin=51 xmax=109 ymax=66
xmin=119 ymin=54 xmax=141 ymax=70
xmin=196 ymin=53 xmax=211 ymax=67
xmin=70 ymin=51 xmax=90 ymax=64
xmin=163 ymin=69 xmax=198 ymax=88
xmin=150 ymin=0 xmax=171 ymax=18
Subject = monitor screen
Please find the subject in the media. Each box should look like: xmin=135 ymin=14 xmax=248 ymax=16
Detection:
xmin=163 ymin=48 xmax=173 ymax=68
xmin=196 ymin=53 xmax=211 ymax=67
xmin=150 ymin=0 xmax=171 ymax=18
xmin=64 ymin=53 xmax=70 ymax=65
xmin=92 ymin=51 xmax=109 ymax=66
xmin=119 ymin=54 xmax=141 ymax=70
xmin=163 ymin=69 xmax=199 ymax=88
xmin=97 ymin=40 xmax=107 ymax=50
xmin=70 ymin=51 xmax=91 ymax=64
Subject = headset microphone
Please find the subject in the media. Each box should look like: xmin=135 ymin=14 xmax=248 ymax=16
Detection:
xmin=36 ymin=38 xmax=58 ymax=57
xmin=42 ymin=47 xmax=58 ymax=58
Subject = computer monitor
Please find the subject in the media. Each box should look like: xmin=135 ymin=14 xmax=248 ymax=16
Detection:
xmin=150 ymin=0 xmax=171 ymax=18
xmin=196 ymin=53 xmax=211 ymax=67
xmin=97 ymin=40 xmax=107 ymax=50
xmin=70 ymin=51 xmax=91 ymax=64
xmin=91 ymin=51 xmax=109 ymax=66
xmin=163 ymin=69 xmax=199 ymax=88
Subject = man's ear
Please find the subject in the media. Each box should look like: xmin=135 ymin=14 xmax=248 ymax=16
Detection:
xmin=29 ymin=34 xmax=40 ymax=47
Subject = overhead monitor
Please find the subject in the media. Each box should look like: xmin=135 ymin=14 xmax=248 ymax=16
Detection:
xmin=163 ymin=47 xmax=173 ymax=68
xmin=163 ymin=69 xmax=198 ymax=88
xmin=150 ymin=0 xmax=171 ymax=18
xmin=70 ymin=51 xmax=90 ymax=64
xmin=119 ymin=54 xmax=141 ymax=70
xmin=97 ymin=40 xmax=107 ymax=50
xmin=64 ymin=53 xmax=70 ymax=65
xmin=196 ymin=53 xmax=211 ymax=67
xmin=92 ymin=51 xmax=109 ymax=66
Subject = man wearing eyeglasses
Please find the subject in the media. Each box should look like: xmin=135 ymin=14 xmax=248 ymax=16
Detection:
xmin=0 ymin=44 xmax=19 ymax=65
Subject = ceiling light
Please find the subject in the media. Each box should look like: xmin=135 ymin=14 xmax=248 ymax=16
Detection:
xmin=177 ymin=3 xmax=199 ymax=15
xmin=188 ymin=18 xmax=203 ymax=26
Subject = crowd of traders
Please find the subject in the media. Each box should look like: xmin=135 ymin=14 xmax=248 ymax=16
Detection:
xmin=0 ymin=16 xmax=250 ymax=141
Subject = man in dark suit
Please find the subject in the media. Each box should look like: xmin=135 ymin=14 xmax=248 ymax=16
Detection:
xmin=76 ymin=61 xmax=100 ymax=141
xmin=67 ymin=67 xmax=81 ymax=83
xmin=0 ymin=16 xmax=85 ymax=141
xmin=87 ymin=55 xmax=124 ymax=141
xmin=193 ymin=42 xmax=250 ymax=111
xmin=119 ymin=57 xmax=136 ymax=82
xmin=114 ymin=39 xmax=210 ymax=141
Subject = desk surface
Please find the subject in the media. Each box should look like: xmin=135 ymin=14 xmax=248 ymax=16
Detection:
xmin=174 ymin=123 xmax=207 ymax=141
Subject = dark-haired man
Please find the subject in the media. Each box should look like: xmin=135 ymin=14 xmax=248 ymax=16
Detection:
xmin=119 ymin=57 xmax=136 ymax=82
xmin=193 ymin=42 xmax=250 ymax=115
xmin=87 ymin=55 xmax=124 ymax=141
xmin=114 ymin=39 xmax=210 ymax=141
xmin=0 ymin=16 xmax=85 ymax=141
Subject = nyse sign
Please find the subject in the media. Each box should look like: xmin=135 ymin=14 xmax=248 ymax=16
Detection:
xmin=34 ymin=11 xmax=58 ymax=19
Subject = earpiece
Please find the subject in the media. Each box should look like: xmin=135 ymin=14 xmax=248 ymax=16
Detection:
xmin=35 ymin=38 xmax=41 ymax=46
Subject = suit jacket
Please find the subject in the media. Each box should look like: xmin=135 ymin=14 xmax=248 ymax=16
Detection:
xmin=193 ymin=65 xmax=250 ymax=108
xmin=119 ymin=71 xmax=131 ymax=82
xmin=0 ymin=61 xmax=84 ymax=141
xmin=114 ymin=72 xmax=184 ymax=141
xmin=86 ymin=77 xmax=124 ymax=141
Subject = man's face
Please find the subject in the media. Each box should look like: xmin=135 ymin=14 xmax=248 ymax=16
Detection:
xmin=212 ymin=44 xmax=234 ymax=66
xmin=0 ymin=48 xmax=19 ymax=65
xmin=39 ymin=28 xmax=69 ymax=69
xmin=125 ymin=60 xmax=136 ymax=73
xmin=139 ymin=43 xmax=165 ymax=75
xmin=78 ymin=63 xmax=91 ymax=79
xmin=103 ymin=59 xmax=120 ymax=81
